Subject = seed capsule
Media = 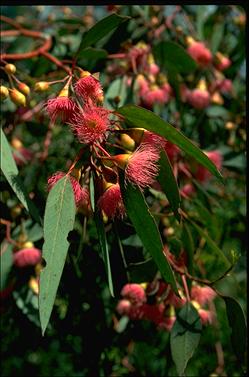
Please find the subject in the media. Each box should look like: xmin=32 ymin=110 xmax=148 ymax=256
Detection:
xmin=4 ymin=63 xmax=16 ymax=75
xmin=9 ymin=89 xmax=26 ymax=106
xmin=0 ymin=85 xmax=9 ymax=100
xmin=34 ymin=81 xmax=50 ymax=92
xmin=18 ymin=82 xmax=30 ymax=96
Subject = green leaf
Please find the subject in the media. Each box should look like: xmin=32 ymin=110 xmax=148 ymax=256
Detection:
xmin=119 ymin=174 xmax=178 ymax=295
xmin=0 ymin=242 xmax=13 ymax=289
xmin=210 ymin=23 xmax=224 ymax=53
xmin=223 ymin=296 xmax=247 ymax=364
xmin=157 ymin=150 xmax=181 ymax=221
xmin=206 ymin=106 xmax=230 ymax=119
xmin=117 ymin=105 xmax=223 ymax=183
xmin=181 ymin=223 xmax=194 ymax=274
xmin=187 ymin=219 xmax=231 ymax=268
xmin=170 ymin=302 xmax=202 ymax=376
xmin=1 ymin=129 xmax=40 ymax=223
xmin=77 ymin=47 xmax=108 ymax=61
xmin=75 ymin=13 xmax=130 ymax=57
xmin=153 ymin=41 xmax=197 ymax=74
xmin=39 ymin=176 xmax=76 ymax=335
xmin=104 ymin=77 xmax=127 ymax=110
xmin=94 ymin=211 xmax=114 ymax=297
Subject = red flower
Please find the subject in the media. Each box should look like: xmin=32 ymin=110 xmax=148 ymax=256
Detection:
xmin=195 ymin=150 xmax=222 ymax=183
xmin=75 ymin=76 xmax=103 ymax=104
xmin=121 ymin=283 xmax=146 ymax=306
xmin=116 ymin=299 xmax=132 ymax=315
xmin=69 ymin=105 xmax=110 ymax=144
xmin=187 ymin=41 xmax=212 ymax=66
xmin=47 ymin=172 xmax=89 ymax=208
xmin=46 ymin=96 xmax=75 ymax=123
xmin=180 ymin=183 xmax=195 ymax=199
xmin=187 ymin=89 xmax=210 ymax=109
xmin=198 ymin=309 xmax=215 ymax=325
xmin=191 ymin=285 xmax=216 ymax=306
xmin=14 ymin=248 xmax=42 ymax=268
xmin=97 ymin=183 xmax=125 ymax=219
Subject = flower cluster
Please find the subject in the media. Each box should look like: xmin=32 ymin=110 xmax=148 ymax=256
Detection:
xmin=116 ymin=279 xmax=217 ymax=331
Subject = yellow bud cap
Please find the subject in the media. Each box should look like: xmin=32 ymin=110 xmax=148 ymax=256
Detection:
xmin=29 ymin=277 xmax=39 ymax=295
xmin=9 ymin=89 xmax=26 ymax=106
xmin=211 ymin=91 xmax=224 ymax=105
xmin=17 ymin=82 xmax=30 ymax=96
xmin=225 ymin=121 xmax=235 ymax=130
xmin=148 ymin=53 xmax=155 ymax=65
xmin=71 ymin=168 xmax=81 ymax=181
xmin=80 ymin=70 xmax=91 ymax=78
xmin=34 ymin=81 xmax=50 ymax=92
xmin=0 ymin=85 xmax=9 ymax=100
xmin=165 ymin=305 xmax=175 ymax=317
xmin=113 ymin=154 xmax=131 ymax=169
xmin=11 ymin=137 xmax=23 ymax=150
xmin=140 ymin=282 xmax=148 ymax=290
xmin=191 ymin=300 xmax=201 ymax=311
xmin=120 ymin=134 xmax=136 ymax=151
xmin=186 ymin=36 xmax=195 ymax=46
xmin=22 ymin=241 xmax=34 ymax=248
xmin=197 ymin=79 xmax=207 ymax=91
xmin=4 ymin=63 xmax=16 ymax=75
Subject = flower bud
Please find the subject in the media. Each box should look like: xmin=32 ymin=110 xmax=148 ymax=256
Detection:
xmin=34 ymin=81 xmax=50 ymax=92
xmin=0 ymin=85 xmax=9 ymax=100
xmin=225 ymin=121 xmax=235 ymax=130
xmin=17 ymin=82 xmax=30 ymax=96
xmin=22 ymin=241 xmax=34 ymax=248
xmin=4 ymin=63 xmax=16 ymax=75
xmin=29 ymin=276 xmax=39 ymax=295
xmin=211 ymin=91 xmax=224 ymax=105
xmin=9 ymin=89 xmax=26 ymax=106
xmin=80 ymin=70 xmax=91 ymax=78
xmin=120 ymin=134 xmax=136 ymax=151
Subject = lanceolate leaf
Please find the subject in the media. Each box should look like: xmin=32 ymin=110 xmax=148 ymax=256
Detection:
xmin=181 ymin=223 xmax=194 ymax=274
xmin=39 ymin=176 xmax=76 ymax=335
xmin=119 ymin=173 xmax=178 ymax=295
xmin=157 ymin=150 xmax=181 ymax=221
xmin=1 ymin=129 xmax=40 ymax=223
xmin=94 ymin=211 xmax=114 ymax=297
xmin=76 ymin=13 xmax=130 ymax=57
xmin=170 ymin=302 xmax=202 ymax=376
xmin=153 ymin=41 xmax=197 ymax=74
xmin=223 ymin=296 xmax=247 ymax=364
xmin=0 ymin=242 xmax=13 ymax=290
xmin=187 ymin=218 xmax=231 ymax=268
xmin=116 ymin=106 xmax=223 ymax=183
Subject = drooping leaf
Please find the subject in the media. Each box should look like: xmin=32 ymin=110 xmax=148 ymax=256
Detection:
xmin=75 ymin=13 xmax=130 ymax=57
xmin=188 ymin=218 xmax=231 ymax=268
xmin=1 ymin=129 xmax=40 ymax=223
xmin=39 ymin=176 xmax=76 ymax=335
xmin=170 ymin=302 xmax=202 ymax=376
xmin=94 ymin=211 xmax=114 ymax=297
xmin=153 ymin=41 xmax=197 ymax=74
xmin=119 ymin=173 xmax=178 ymax=295
xmin=0 ymin=242 xmax=13 ymax=290
xmin=223 ymin=296 xmax=247 ymax=364
xmin=157 ymin=150 xmax=181 ymax=221
xmin=181 ymin=223 xmax=194 ymax=274
xmin=117 ymin=105 xmax=223 ymax=183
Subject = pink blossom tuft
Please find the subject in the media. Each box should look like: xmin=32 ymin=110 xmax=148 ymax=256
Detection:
xmin=219 ymin=79 xmax=233 ymax=94
xmin=47 ymin=172 xmax=89 ymax=208
xmin=180 ymin=183 xmax=195 ymax=199
xmin=141 ymin=86 xmax=169 ymax=107
xmin=215 ymin=56 xmax=231 ymax=71
xmin=125 ymin=144 xmax=160 ymax=190
xmin=198 ymin=309 xmax=215 ymax=325
xmin=14 ymin=248 xmax=42 ymax=268
xmin=121 ymin=283 xmax=146 ymax=306
xmin=187 ymin=42 xmax=212 ymax=66
xmin=116 ymin=299 xmax=132 ymax=315
xmin=143 ymin=131 xmax=167 ymax=150
xmin=69 ymin=106 xmax=110 ymax=144
xmin=97 ymin=183 xmax=125 ymax=219
xmin=74 ymin=76 xmax=103 ymax=103
xmin=187 ymin=89 xmax=210 ymax=109
xmin=46 ymin=96 xmax=75 ymax=123
xmin=191 ymin=285 xmax=217 ymax=306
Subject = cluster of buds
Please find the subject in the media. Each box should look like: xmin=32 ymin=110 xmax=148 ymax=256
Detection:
xmin=1 ymin=63 xmax=30 ymax=107
xmin=116 ymin=279 xmax=217 ymax=331
xmin=44 ymin=69 xmax=175 ymax=220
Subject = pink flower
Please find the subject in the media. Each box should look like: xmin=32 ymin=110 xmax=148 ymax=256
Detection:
xmin=143 ymin=131 xmax=167 ymax=150
xmin=198 ymin=309 xmax=215 ymax=325
xmin=97 ymin=183 xmax=125 ymax=219
xmin=191 ymin=285 xmax=216 ymax=306
xmin=74 ymin=76 xmax=103 ymax=104
xmin=46 ymin=96 xmax=75 ymax=123
xmin=187 ymin=89 xmax=210 ymax=109
xmin=121 ymin=283 xmax=146 ymax=305
xmin=195 ymin=150 xmax=222 ymax=182
xmin=148 ymin=62 xmax=160 ymax=76
xmin=215 ymin=55 xmax=231 ymax=71
xmin=69 ymin=105 xmax=110 ymax=144
xmin=141 ymin=85 xmax=169 ymax=107
xmin=115 ymin=144 xmax=160 ymax=190
xmin=142 ymin=303 xmax=165 ymax=325
xmin=180 ymin=183 xmax=195 ymax=199
xmin=159 ymin=316 xmax=176 ymax=331
xmin=166 ymin=290 xmax=187 ymax=308
xmin=47 ymin=172 xmax=89 ymax=207
xmin=219 ymin=79 xmax=233 ymax=94
xmin=187 ymin=41 xmax=212 ymax=66
xmin=13 ymin=248 xmax=42 ymax=268
xmin=116 ymin=299 xmax=132 ymax=315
